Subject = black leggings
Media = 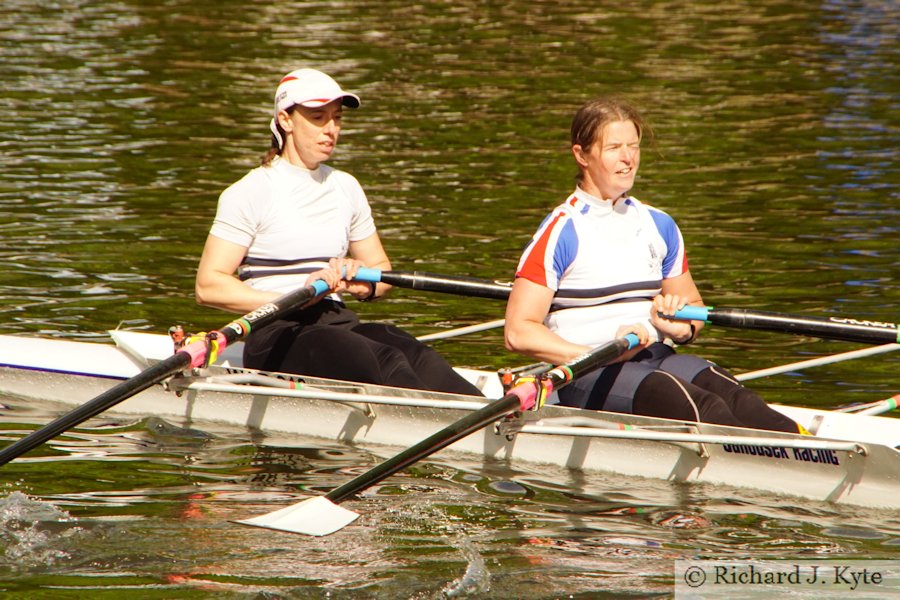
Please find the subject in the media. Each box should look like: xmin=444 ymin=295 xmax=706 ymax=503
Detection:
xmin=631 ymin=367 xmax=800 ymax=433
xmin=558 ymin=344 xmax=800 ymax=434
xmin=244 ymin=320 xmax=483 ymax=396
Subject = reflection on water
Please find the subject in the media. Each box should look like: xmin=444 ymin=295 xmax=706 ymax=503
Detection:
xmin=0 ymin=0 xmax=897 ymax=596
xmin=1 ymin=408 xmax=898 ymax=598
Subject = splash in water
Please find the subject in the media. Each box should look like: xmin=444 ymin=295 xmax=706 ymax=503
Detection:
xmin=438 ymin=538 xmax=491 ymax=598
xmin=0 ymin=491 xmax=77 ymax=570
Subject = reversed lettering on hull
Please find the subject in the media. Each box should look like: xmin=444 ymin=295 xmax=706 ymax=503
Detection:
xmin=722 ymin=443 xmax=840 ymax=466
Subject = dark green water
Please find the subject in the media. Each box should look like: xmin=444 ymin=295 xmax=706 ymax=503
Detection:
xmin=0 ymin=1 xmax=897 ymax=597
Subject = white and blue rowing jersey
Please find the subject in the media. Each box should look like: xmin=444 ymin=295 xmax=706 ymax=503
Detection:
xmin=516 ymin=187 xmax=688 ymax=347
xmin=209 ymin=156 xmax=376 ymax=301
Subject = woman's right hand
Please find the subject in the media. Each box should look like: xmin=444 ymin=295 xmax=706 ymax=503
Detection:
xmin=305 ymin=268 xmax=339 ymax=289
xmin=301 ymin=266 xmax=344 ymax=307
xmin=613 ymin=323 xmax=652 ymax=362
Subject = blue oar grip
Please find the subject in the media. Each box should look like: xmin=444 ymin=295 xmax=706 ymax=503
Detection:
xmin=309 ymin=266 xmax=380 ymax=295
xmin=311 ymin=279 xmax=331 ymax=295
xmin=353 ymin=267 xmax=382 ymax=283
xmin=672 ymin=305 xmax=710 ymax=322
xmin=623 ymin=333 xmax=640 ymax=349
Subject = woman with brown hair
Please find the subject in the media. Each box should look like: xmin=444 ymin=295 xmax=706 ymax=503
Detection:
xmin=504 ymin=97 xmax=802 ymax=432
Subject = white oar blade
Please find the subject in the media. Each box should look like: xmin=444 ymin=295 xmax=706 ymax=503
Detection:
xmin=234 ymin=496 xmax=359 ymax=536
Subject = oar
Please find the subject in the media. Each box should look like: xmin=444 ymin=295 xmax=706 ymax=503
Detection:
xmin=355 ymin=268 xmax=900 ymax=347
xmin=671 ymin=306 xmax=899 ymax=345
xmin=736 ymin=343 xmax=900 ymax=381
xmin=0 ymin=280 xmax=332 ymax=466
xmin=235 ymin=332 xmax=640 ymax=536
xmin=355 ymin=268 xmax=512 ymax=300
xmin=836 ymin=394 xmax=899 ymax=416
xmin=416 ymin=318 xmax=506 ymax=342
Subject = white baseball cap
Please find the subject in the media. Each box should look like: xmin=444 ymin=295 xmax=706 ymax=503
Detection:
xmin=269 ymin=68 xmax=360 ymax=149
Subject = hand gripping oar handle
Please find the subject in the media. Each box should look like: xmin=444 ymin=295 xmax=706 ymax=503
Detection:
xmin=324 ymin=332 xmax=638 ymax=505
xmin=356 ymin=268 xmax=899 ymax=345
xmin=673 ymin=306 xmax=900 ymax=345
xmin=0 ymin=280 xmax=332 ymax=466
xmin=235 ymin=333 xmax=639 ymax=535
xmin=354 ymin=267 xmax=512 ymax=300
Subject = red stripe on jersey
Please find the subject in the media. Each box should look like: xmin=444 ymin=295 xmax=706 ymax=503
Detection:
xmin=517 ymin=211 xmax=566 ymax=287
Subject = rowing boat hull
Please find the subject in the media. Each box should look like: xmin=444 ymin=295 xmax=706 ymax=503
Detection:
xmin=0 ymin=332 xmax=897 ymax=508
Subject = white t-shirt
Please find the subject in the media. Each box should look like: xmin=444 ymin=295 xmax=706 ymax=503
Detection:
xmin=210 ymin=156 xmax=376 ymax=298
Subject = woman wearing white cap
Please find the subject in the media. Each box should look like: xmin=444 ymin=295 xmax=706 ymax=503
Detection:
xmin=196 ymin=68 xmax=483 ymax=395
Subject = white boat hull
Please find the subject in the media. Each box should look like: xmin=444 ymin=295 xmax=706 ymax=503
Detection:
xmin=0 ymin=331 xmax=897 ymax=508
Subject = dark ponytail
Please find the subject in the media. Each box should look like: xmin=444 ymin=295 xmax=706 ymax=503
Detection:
xmin=261 ymin=106 xmax=295 ymax=166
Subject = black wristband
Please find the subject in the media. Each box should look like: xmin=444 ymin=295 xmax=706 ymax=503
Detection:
xmin=359 ymin=281 xmax=377 ymax=302
xmin=676 ymin=323 xmax=697 ymax=345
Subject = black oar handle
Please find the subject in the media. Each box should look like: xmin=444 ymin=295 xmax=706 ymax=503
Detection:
xmin=214 ymin=280 xmax=330 ymax=347
xmin=0 ymin=280 xmax=330 ymax=466
xmin=674 ymin=306 xmax=899 ymax=345
xmin=324 ymin=334 xmax=638 ymax=504
xmin=355 ymin=268 xmax=512 ymax=300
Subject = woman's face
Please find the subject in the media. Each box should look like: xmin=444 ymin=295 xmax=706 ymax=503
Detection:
xmin=573 ymin=119 xmax=641 ymax=201
xmin=279 ymin=99 xmax=344 ymax=169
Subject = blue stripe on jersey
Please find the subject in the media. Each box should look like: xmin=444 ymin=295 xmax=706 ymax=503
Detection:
xmin=552 ymin=218 xmax=579 ymax=282
xmin=647 ymin=208 xmax=681 ymax=278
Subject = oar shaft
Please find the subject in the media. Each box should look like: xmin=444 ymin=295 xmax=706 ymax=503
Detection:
xmin=324 ymin=333 xmax=637 ymax=504
xmin=325 ymin=394 xmax=520 ymax=504
xmin=737 ymin=343 xmax=900 ymax=381
xmin=416 ymin=319 xmax=506 ymax=342
xmin=215 ymin=279 xmax=331 ymax=348
xmin=675 ymin=306 xmax=899 ymax=345
xmin=856 ymin=395 xmax=899 ymax=416
xmin=0 ymin=280 xmax=330 ymax=466
xmin=355 ymin=268 xmax=511 ymax=300
xmin=0 ymin=355 xmax=189 ymax=465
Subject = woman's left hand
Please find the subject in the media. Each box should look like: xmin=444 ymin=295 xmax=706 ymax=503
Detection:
xmin=326 ymin=257 xmax=374 ymax=300
xmin=650 ymin=294 xmax=694 ymax=344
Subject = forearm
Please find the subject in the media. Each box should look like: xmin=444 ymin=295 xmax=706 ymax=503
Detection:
xmin=195 ymin=272 xmax=280 ymax=314
xmin=350 ymin=257 xmax=392 ymax=301
xmin=504 ymin=319 xmax=591 ymax=365
xmin=504 ymin=278 xmax=588 ymax=364
xmin=347 ymin=235 xmax=392 ymax=301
